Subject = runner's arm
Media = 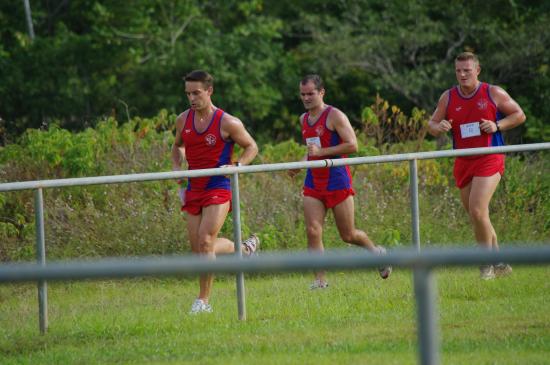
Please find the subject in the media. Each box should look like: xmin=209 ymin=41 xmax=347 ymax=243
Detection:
xmin=489 ymin=85 xmax=526 ymax=132
xmin=428 ymin=90 xmax=452 ymax=137
xmin=171 ymin=113 xmax=187 ymax=171
xmin=223 ymin=115 xmax=258 ymax=165
xmin=309 ymin=109 xmax=357 ymax=157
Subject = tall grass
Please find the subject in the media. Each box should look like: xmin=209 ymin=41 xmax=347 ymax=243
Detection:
xmin=0 ymin=114 xmax=548 ymax=261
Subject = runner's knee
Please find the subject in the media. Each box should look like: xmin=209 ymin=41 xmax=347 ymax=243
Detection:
xmin=306 ymin=224 xmax=322 ymax=240
xmin=340 ymin=230 xmax=355 ymax=243
xmin=198 ymin=234 xmax=215 ymax=253
xmin=469 ymin=205 xmax=488 ymax=223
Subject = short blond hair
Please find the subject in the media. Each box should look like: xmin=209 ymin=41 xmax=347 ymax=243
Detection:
xmin=455 ymin=52 xmax=480 ymax=66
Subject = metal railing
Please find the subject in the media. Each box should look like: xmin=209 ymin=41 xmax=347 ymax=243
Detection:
xmin=1 ymin=142 xmax=549 ymax=365
xmin=1 ymin=246 xmax=550 ymax=365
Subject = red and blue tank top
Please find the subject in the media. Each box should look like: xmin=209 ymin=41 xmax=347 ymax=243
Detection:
xmin=301 ymin=106 xmax=352 ymax=191
xmin=180 ymin=108 xmax=233 ymax=191
xmin=445 ymin=82 xmax=504 ymax=158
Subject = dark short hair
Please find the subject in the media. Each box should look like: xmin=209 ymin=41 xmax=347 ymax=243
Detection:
xmin=300 ymin=74 xmax=324 ymax=91
xmin=184 ymin=70 xmax=214 ymax=88
xmin=455 ymin=52 xmax=480 ymax=66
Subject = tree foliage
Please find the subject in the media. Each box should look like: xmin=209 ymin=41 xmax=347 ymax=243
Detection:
xmin=0 ymin=0 xmax=548 ymax=143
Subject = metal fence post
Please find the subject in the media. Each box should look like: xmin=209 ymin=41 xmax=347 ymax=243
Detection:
xmin=230 ymin=171 xmax=246 ymax=320
xmin=414 ymin=267 xmax=439 ymax=365
xmin=409 ymin=159 xmax=420 ymax=251
xmin=34 ymin=188 xmax=48 ymax=334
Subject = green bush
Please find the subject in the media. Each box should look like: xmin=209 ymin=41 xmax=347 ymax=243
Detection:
xmin=257 ymin=139 xmax=304 ymax=163
xmin=0 ymin=114 xmax=548 ymax=262
xmin=361 ymin=95 xmax=429 ymax=152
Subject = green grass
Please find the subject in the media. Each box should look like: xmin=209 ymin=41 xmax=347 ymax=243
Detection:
xmin=1 ymin=266 xmax=549 ymax=364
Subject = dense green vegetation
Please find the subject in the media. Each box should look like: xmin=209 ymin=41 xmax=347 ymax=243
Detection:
xmin=1 ymin=0 xmax=549 ymax=143
xmin=1 ymin=3 xmax=549 ymax=364
xmin=1 ymin=1 xmax=548 ymax=258
xmin=0 ymin=109 xmax=547 ymax=261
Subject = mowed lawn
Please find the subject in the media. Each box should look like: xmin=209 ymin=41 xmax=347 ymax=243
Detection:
xmin=1 ymin=266 xmax=549 ymax=365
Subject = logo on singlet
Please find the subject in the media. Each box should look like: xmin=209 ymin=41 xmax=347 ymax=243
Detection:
xmin=205 ymin=134 xmax=217 ymax=146
xmin=477 ymin=99 xmax=488 ymax=110
xmin=315 ymin=125 xmax=324 ymax=136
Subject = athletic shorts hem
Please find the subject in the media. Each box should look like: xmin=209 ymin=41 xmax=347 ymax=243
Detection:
xmin=181 ymin=189 xmax=232 ymax=215
xmin=453 ymin=154 xmax=505 ymax=189
xmin=303 ymin=187 xmax=355 ymax=209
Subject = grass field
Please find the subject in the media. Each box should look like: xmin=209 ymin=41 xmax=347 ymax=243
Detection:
xmin=1 ymin=265 xmax=549 ymax=365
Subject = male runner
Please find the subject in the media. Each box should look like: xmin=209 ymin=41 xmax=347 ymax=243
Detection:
xmin=172 ymin=70 xmax=260 ymax=312
xmin=428 ymin=52 xmax=526 ymax=279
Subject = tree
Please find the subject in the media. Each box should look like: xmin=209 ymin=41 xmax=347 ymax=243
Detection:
xmin=292 ymin=0 xmax=550 ymax=142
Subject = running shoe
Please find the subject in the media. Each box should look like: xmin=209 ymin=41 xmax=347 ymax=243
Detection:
xmin=494 ymin=263 xmax=512 ymax=277
xmin=479 ymin=265 xmax=495 ymax=280
xmin=377 ymin=246 xmax=392 ymax=279
xmin=189 ymin=298 xmax=212 ymax=314
xmin=242 ymin=234 xmax=260 ymax=256
xmin=310 ymin=279 xmax=329 ymax=290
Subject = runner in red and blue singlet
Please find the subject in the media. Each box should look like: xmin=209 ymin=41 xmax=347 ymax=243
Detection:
xmin=428 ymin=52 xmax=526 ymax=280
xmin=171 ymin=70 xmax=259 ymax=313
xmin=180 ymin=107 xmax=233 ymax=215
xmin=302 ymin=105 xmax=354 ymax=208
xmin=290 ymin=74 xmax=392 ymax=290
xmin=445 ymin=82 xmax=505 ymax=188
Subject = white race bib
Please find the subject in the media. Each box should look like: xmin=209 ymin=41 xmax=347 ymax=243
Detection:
xmin=460 ymin=122 xmax=481 ymax=138
xmin=305 ymin=136 xmax=321 ymax=147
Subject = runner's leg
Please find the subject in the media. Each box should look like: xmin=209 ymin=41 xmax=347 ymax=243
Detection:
xmin=304 ymin=196 xmax=328 ymax=284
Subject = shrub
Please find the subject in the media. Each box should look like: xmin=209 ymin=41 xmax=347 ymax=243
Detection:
xmin=0 ymin=113 xmax=547 ymax=262
xmin=361 ymin=94 xmax=429 ymax=152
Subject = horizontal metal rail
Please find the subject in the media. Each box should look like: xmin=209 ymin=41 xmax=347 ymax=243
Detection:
xmin=1 ymin=142 xmax=549 ymax=364
xmin=1 ymin=246 xmax=549 ymax=282
xmin=1 ymin=143 xmax=549 ymax=192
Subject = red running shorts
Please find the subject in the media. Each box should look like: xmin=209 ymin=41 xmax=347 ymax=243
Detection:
xmin=181 ymin=189 xmax=232 ymax=215
xmin=303 ymin=187 xmax=355 ymax=209
xmin=453 ymin=154 xmax=505 ymax=189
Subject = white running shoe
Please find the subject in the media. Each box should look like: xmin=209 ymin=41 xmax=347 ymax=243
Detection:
xmin=189 ymin=299 xmax=212 ymax=314
xmin=479 ymin=265 xmax=495 ymax=280
xmin=309 ymin=279 xmax=329 ymax=290
xmin=494 ymin=263 xmax=512 ymax=277
xmin=377 ymin=246 xmax=392 ymax=279
xmin=242 ymin=234 xmax=260 ymax=256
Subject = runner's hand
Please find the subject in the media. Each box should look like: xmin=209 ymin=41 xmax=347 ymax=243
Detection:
xmin=307 ymin=143 xmax=322 ymax=157
xmin=438 ymin=119 xmax=453 ymax=133
xmin=220 ymin=162 xmax=241 ymax=168
xmin=178 ymin=187 xmax=186 ymax=205
xmin=287 ymin=169 xmax=300 ymax=179
xmin=480 ymin=118 xmax=498 ymax=134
